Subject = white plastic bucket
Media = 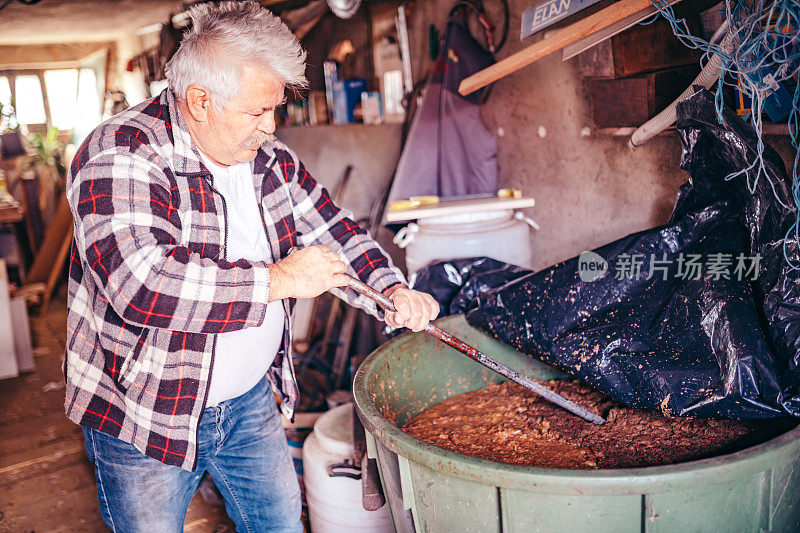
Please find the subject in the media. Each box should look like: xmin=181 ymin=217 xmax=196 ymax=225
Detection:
xmin=302 ymin=404 xmax=394 ymax=533
xmin=394 ymin=210 xmax=535 ymax=275
xmin=283 ymin=412 xmax=323 ymax=509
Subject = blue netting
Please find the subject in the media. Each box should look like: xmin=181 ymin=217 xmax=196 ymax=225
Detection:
xmin=649 ymin=0 xmax=800 ymax=266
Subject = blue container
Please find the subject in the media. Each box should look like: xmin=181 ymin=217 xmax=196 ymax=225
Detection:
xmin=332 ymin=78 xmax=367 ymax=124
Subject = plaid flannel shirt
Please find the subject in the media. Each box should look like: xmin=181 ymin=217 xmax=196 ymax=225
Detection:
xmin=64 ymin=89 xmax=405 ymax=471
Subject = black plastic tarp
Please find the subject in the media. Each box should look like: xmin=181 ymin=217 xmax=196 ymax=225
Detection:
xmin=409 ymin=257 xmax=531 ymax=317
xmin=464 ymin=89 xmax=800 ymax=419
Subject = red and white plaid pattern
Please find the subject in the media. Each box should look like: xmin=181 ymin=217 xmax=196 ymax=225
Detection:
xmin=64 ymin=89 xmax=404 ymax=470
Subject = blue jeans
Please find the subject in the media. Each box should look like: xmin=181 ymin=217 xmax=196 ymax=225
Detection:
xmin=83 ymin=377 xmax=302 ymax=532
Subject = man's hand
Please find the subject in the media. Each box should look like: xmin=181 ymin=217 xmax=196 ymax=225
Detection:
xmin=383 ymin=285 xmax=439 ymax=332
xmin=268 ymin=245 xmax=349 ymax=300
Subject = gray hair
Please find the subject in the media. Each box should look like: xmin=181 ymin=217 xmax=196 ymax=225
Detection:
xmin=165 ymin=1 xmax=307 ymax=108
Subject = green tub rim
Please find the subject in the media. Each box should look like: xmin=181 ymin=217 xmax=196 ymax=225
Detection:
xmin=353 ymin=315 xmax=800 ymax=496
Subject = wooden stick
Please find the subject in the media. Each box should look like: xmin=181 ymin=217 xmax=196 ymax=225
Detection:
xmin=39 ymin=223 xmax=72 ymax=313
xmin=458 ymin=0 xmax=674 ymax=96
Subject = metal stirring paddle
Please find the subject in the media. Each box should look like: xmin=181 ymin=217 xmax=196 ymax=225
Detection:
xmin=347 ymin=275 xmax=605 ymax=425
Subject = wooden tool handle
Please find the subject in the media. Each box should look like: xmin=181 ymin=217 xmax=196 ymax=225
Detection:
xmin=361 ymin=458 xmax=386 ymax=511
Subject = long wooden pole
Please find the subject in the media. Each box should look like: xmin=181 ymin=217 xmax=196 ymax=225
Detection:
xmin=458 ymin=0 xmax=672 ymax=96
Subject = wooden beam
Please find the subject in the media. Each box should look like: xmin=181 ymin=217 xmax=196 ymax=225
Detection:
xmin=37 ymin=71 xmax=52 ymax=130
xmin=458 ymin=0 xmax=677 ymax=96
xmin=25 ymin=193 xmax=73 ymax=313
xmin=39 ymin=222 xmax=73 ymax=313
xmin=0 ymin=42 xmax=113 ymax=70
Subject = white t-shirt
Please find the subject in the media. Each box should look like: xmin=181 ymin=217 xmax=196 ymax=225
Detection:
xmin=199 ymin=154 xmax=285 ymax=407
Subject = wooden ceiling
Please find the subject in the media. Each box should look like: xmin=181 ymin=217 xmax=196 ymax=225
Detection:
xmin=0 ymin=0 xmax=185 ymax=45
xmin=0 ymin=0 xmax=320 ymax=45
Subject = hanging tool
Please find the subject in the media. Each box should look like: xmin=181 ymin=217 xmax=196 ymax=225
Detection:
xmin=396 ymin=0 xmax=415 ymax=96
xmin=351 ymin=354 xmax=385 ymax=511
xmin=346 ymin=275 xmax=605 ymax=425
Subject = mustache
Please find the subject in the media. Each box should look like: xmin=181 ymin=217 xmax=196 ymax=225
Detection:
xmin=242 ymin=131 xmax=276 ymax=148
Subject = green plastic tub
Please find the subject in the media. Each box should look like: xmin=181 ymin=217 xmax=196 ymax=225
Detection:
xmin=353 ymin=315 xmax=800 ymax=532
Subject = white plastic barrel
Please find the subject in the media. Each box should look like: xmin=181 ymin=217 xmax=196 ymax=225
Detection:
xmin=302 ymin=403 xmax=394 ymax=533
xmin=394 ymin=210 xmax=536 ymax=275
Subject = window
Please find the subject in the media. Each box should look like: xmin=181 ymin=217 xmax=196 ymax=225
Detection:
xmin=0 ymin=76 xmax=11 ymax=112
xmin=14 ymin=75 xmax=46 ymax=125
xmin=73 ymin=68 xmax=102 ymax=143
xmin=0 ymin=66 xmax=104 ymax=143
xmin=0 ymin=76 xmax=13 ymax=128
xmin=44 ymin=70 xmax=79 ymax=131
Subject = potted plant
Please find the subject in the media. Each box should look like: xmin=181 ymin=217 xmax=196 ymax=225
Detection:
xmin=25 ymin=127 xmax=65 ymax=224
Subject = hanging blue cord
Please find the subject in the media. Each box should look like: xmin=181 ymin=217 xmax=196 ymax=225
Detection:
xmin=648 ymin=0 xmax=800 ymax=267
xmin=638 ymin=12 xmax=661 ymax=25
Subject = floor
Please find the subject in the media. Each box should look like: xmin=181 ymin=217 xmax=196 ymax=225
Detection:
xmin=0 ymin=292 xmax=236 ymax=532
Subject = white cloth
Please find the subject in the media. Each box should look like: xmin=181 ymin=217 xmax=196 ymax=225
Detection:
xmin=199 ymin=154 xmax=285 ymax=407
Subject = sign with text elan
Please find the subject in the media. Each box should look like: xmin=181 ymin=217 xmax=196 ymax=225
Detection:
xmin=521 ymin=0 xmax=605 ymax=39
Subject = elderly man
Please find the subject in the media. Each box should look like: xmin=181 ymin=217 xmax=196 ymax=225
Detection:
xmin=65 ymin=2 xmax=437 ymax=531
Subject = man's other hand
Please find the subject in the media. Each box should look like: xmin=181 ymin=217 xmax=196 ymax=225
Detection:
xmin=383 ymin=285 xmax=439 ymax=332
xmin=268 ymin=245 xmax=349 ymax=300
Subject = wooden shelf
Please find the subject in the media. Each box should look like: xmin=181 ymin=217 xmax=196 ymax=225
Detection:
xmin=761 ymin=123 xmax=792 ymax=136
xmin=0 ymin=191 xmax=23 ymax=224
xmin=596 ymin=126 xmax=675 ymax=137
xmin=596 ymin=123 xmax=792 ymax=137
xmin=277 ymin=122 xmax=403 ymax=130
xmin=386 ymin=196 xmax=536 ymax=223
